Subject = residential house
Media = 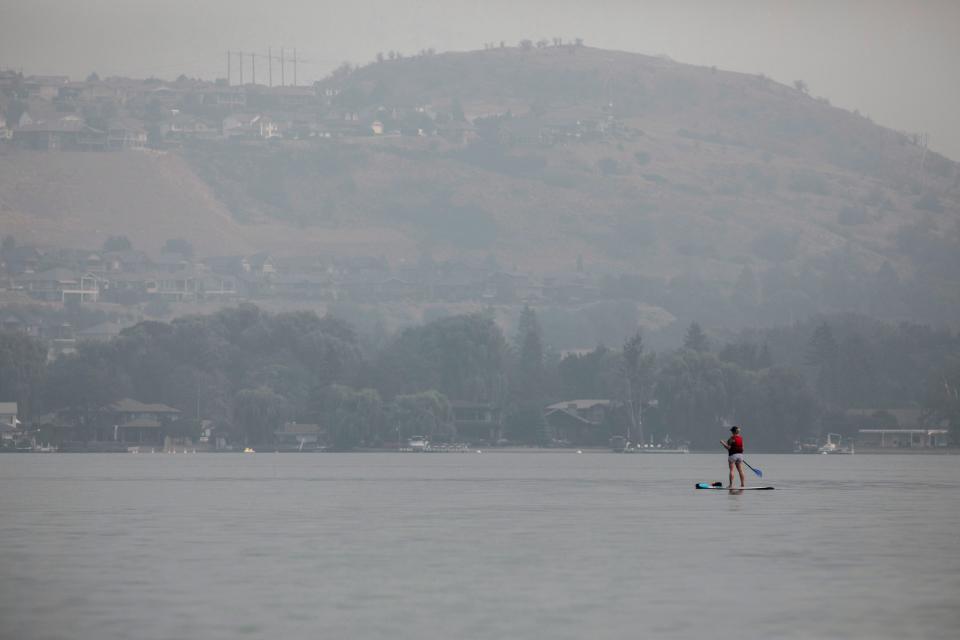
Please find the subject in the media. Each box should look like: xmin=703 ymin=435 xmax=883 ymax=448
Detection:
xmin=197 ymin=273 xmax=239 ymax=300
xmin=163 ymin=114 xmax=221 ymax=146
xmin=106 ymin=118 xmax=147 ymax=150
xmin=2 ymin=245 xmax=44 ymax=274
xmin=850 ymin=408 xmax=950 ymax=449
xmin=274 ymin=422 xmax=327 ymax=451
xmin=223 ymin=113 xmax=278 ymax=139
xmin=451 ymin=401 xmax=502 ymax=445
xmin=13 ymin=116 xmax=107 ymax=151
xmin=202 ymin=86 xmax=247 ymax=110
xmin=0 ymin=402 xmax=20 ymax=444
xmin=857 ymin=429 xmax=949 ymax=449
xmin=101 ymin=249 xmax=154 ymax=273
xmin=97 ymin=398 xmax=182 ymax=444
xmin=24 ymin=75 xmax=70 ymax=100
xmin=13 ymin=268 xmax=102 ymax=303
xmin=544 ymin=399 xmax=618 ymax=446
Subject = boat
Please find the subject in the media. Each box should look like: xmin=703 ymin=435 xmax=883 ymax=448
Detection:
xmin=696 ymin=482 xmax=775 ymax=490
xmin=818 ymin=433 xmax=854 ymax=455
xmin=243 ymin=447 xmax=255 ymax=453
xmin=407 ymin=436 xmax=428 ymax=452
xmin=610 ymin=435 xmax=689 ymax=453
xmin=793 ymin=437 xmax=819 ymax=454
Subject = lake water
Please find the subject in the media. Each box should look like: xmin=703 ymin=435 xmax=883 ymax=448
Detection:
xmin=1 ymin=452 xmax=958 ymax=640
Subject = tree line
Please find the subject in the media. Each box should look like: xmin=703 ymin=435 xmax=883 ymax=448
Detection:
xmin=1 ymin=304 xmax=957 ymax=449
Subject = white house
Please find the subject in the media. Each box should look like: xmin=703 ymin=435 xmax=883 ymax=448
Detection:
xmin=0 ymin=402 xmax=20 ymax=442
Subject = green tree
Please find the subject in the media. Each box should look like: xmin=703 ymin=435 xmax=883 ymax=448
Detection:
xmin=621 ymin=331 xmax=654 ymax=444
xmin=926 ymin=359 xmax=960 ymax=445
xmin=805 ymin=322 xmax=840 ymax=405
xmin=376 ymin=313 xmax=507 ymax=401
xmin=162 ymin=238 xmax=194 ymax=258
xmin=391 ymin=390 xmax=452 ymax=443
xmin=0 ymin=331 xmax=48 ymax=419
xmin=313 ymin=384 xmax=383 ymax=449
xmin=654 ymin=349 xmax=729 ymax=448
xmin=233 ymin=387 xmax=290 ymax=446
xmin=683 ymin=321 xmax=709 ymax=352
xmin=102 ymin=235 xmax=132 ymax=252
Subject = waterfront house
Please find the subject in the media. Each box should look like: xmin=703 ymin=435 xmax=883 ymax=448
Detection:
xmin=98 ymin=398 xmax=182 ymax=445
xmin=450 ymin=401 xmax=502 ymax=445
xmin=274 ymin=422 xmax=326 ymax=451
xmin=0 ymin=402 xmax=19 ymax=443
xmin=544 ymin=399 xmax=617 ymax=446
xmin=857 ymin=429 xmax=949 ymax=449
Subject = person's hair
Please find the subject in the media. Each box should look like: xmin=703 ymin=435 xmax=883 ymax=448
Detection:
xmin=730 ymin=425 xmax=740 ymax=433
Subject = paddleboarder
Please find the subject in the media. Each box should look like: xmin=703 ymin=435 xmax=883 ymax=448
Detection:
xmin=721 ymin=425 xmax=746 ymax=488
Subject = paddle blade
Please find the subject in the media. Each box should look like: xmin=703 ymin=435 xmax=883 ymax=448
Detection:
xmin=751 ymin=466 xmax=763 ymax=478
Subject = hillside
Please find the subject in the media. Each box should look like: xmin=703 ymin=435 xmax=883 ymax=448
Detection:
xmin=2 ymin=45 xmax=959 ymax=331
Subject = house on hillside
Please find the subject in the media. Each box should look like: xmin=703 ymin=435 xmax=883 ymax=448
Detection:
xmin=13 ymin=268 xmax=103 ymax=303
xmin=223 ymin=113 xmax=278 ymax=139
xmin=13 ymin=117 xmax=107 ymax=151
xmin=101 ymin=249 xmax=154 ymax=273
xmin=106 ymin=118 xmax=147 ymax=150
xmin=23 ymin=75 xmax=70 ymax=100
xmin=202 ymin=86 xmax=247 ymax=110
xmin=197 ymin=273 xmax=239 ymax=300
xmin=110 ymin=268 xmax=198 ymax=302
xmin=544 ymin=399 xmax=618 ymax=447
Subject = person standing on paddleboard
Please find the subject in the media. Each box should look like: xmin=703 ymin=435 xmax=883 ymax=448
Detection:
xmin=721 ymin=425 xmax=746 ymax=488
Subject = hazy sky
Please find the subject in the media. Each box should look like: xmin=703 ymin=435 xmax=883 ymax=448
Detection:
xmin=2 ymin=0 xmax=959 ymax=159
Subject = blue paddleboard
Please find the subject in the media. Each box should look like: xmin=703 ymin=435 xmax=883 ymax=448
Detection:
xmin=696 ymin=482 xmax=774 ymax=490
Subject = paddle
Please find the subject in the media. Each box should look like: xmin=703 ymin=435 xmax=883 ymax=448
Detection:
xmin=742 ymin=459 xmax=763 ymax=478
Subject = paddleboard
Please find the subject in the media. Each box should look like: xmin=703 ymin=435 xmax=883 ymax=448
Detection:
xmin=696 ymin=482 xmax=774 ymax=490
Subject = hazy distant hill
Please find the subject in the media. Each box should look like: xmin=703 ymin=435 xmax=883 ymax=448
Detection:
xmin=2 ymin=45 xmax=958 ymax=329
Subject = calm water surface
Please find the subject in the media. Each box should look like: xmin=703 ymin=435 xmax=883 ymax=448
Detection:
xmin=1 ymin=453 xmax=959 ymax=640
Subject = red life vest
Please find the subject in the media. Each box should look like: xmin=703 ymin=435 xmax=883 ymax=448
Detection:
xmin=728 ymin=435 xmax=744 ymax=454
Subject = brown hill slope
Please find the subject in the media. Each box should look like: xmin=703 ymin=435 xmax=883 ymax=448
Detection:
xmin=2 ymin=46 xmax=958 ymax=304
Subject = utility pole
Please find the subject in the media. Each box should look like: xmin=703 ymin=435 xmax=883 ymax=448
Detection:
xmin=280 ymin=47 xmax=285 ymax=87
xmin=268 ymin=46 xmax=272 ymax=87
xmin=227 ymin=50 xmax=231 ymax=85
xmin=251 ymin=52 xmax=255 ymax=85
xmin=239 ymin=50 xmax=243 ymax=85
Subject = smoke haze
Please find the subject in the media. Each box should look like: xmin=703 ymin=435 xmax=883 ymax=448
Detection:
xmin=1 ymin=0 xmax=958 ymax=158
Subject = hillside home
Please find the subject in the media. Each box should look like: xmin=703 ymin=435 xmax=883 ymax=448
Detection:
xmin=197 ymin=273 xmax=239 ymax=300
xmin=13 ymin=117 xmax=107 ymax=151
xmin=106 ymin=119 xmax=147 ymax=150
xmin=109 ymin=270 xmax=198 ymax=302
xmin=202 ymin=86 xmax=247 ymax=109
xmin=24 ymin=75 xmax=70 ymax=100
xmin=222 ymin=114 xmax=278 ymax=139
xmin=101 ymin=250 xmax=154 ymax=273
xmin=13 ymin=268 xmax=102 ymax=303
